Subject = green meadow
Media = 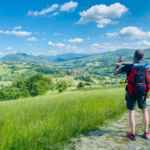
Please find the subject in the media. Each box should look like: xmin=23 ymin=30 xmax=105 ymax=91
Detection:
xmin=0 ymin=88 xmax=125 ymax=150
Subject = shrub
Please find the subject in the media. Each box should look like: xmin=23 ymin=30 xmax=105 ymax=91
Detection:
xmin=0 ymin=74 xmax=53 ymax=100
xmin=77 ymin=82 xmax=85 ymax=89
xmin=0 ymin=87 xmax=21 ymax=100
xmin=56 ymin=80 xmax=68 ymax=93
xmin=26 ymin=74 xmax=52 ymax=96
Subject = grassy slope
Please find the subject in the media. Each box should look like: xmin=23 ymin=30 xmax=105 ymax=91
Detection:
xmin=0 ymin=88 xmax=125 ymax=150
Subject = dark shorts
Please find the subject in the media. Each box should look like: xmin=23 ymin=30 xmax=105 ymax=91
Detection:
xmin=125 ymin=93 xmax=147 ymax=110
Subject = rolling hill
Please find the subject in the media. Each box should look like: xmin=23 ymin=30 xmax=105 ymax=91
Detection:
xmin=1 ymin=49 xmax=150 ymax=64
xmin=0 ymin=48 xmax=149 ymax=77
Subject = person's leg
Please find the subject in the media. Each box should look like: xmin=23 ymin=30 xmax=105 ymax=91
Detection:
xmin=128 ymin=110 xmax=136 ymax=134
xmin=126 ymin=93 xmax=136 ymax=135
xmin=137 ymin=95 xmax=149 ymax=132
xmin=138 ymin=95 xmax=150 ymax=139
xmin=143 ymin=108 xmax=149 ymax=132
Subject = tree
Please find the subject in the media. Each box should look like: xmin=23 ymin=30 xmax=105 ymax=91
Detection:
xmin=26 ymin=74 xmax=51 ymax=96
xmin=56 ymin=80 xmax=68 ymax=93
xmin=77 ymin=82 xmax=85 ymax=89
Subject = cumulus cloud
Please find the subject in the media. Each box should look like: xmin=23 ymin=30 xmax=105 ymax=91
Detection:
xmin=48 ymin=41 xmax=65 ymax=48
xmin=14 ymin=26 xmax=22 ymax=30
xmin=0 ymin=50 xmax=17 ymax=57
xmin=48 ymin=37 xmax=84 ymax=49
xmin=91 ymin=43 xmax=119 ymax=51
xmin=48 ymin=40 xmax=82 ymax=55
xmin=27 ymin=36 xmax=38 ymax=42
xmin=6 ymin=46 xmax=13 ymax=50
xmin=48 ymin=41 xmax=55 ymax=46
xmin=28 ymin=4 xmax=59 ymax=16
xmin=28 ymin=1 xmax=78 ymax=17
xmin=78 ymin=3 xmax=128 ymax=28
xmin=68 ymin=38 xmax=84 ymax=44
xmin=105 ymin=32 xmax=118 ymax=37
xmin=90 ymin=39 xmax=150 ymax=53
xmin=0 ymin=29 xmax=32 ymax=37
xmin=120 ymin=26 xmax=150 ymax=39
xmin=140 ymin=40 xmax=150 ymax=47
xmin=106 ymin=26 xmax=150 ymax=40
xmin=60 ymin=1 xmax=78 ymax=12
xmin=104 ymin=26 xmax=150 ymax=50
xmin=55 ymin=43 xmax=65 ymax=48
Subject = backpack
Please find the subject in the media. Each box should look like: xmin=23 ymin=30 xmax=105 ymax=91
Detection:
xmin=145 ymin=67 xmax=150 ymax=92
xmin=127 ymin=64 xmax=150 ymax=96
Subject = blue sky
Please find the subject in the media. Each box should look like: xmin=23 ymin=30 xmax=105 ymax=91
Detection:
xmin=0 ymin=0 xmax=150 ymax=56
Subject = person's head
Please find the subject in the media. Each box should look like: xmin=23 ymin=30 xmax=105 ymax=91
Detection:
xmin=133 ymin=50 xmax=144 ymax=63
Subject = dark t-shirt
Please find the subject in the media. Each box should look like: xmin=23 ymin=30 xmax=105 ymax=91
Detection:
xmin=119 ymin=64 xmax=133 ymax=74
xmin=119 ymin=63 xmax=150 ymax=75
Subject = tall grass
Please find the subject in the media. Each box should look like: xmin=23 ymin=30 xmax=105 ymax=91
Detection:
xmin=0 ymin=88 xmax=125 ymax=150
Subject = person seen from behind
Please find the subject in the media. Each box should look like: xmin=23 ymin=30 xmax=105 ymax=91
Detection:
xmin=115 ymin=50 xmax=150 ymax=140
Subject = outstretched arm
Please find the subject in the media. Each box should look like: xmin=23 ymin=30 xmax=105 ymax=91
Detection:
xmin=114 ymin=63 xmax=123 ymax=75
xmin=114 ymin=62 xmax=132 ymax=75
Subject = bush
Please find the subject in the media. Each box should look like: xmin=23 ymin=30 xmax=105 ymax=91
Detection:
xmin=77 ymin=82 xmax=85 ymax=89
xmin=26 ymin=74 xmax=51 ymax=96
xmin=0 ymin=87 xmax=22 ymax=100
xmin=56 ymin=80 xmax=68 ymax=93
xmin=13 ymin=78 xmax=30 ymax=97
xmin=75 ymin=75 xmax=93 ymax=83
xmin=0 ymin=74 xmax=53 ymax=100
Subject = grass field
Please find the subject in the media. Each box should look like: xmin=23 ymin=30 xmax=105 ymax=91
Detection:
xmin=0 ymin=88 xmax=125 ymax=150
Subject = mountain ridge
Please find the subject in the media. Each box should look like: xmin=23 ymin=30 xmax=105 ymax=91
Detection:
xmin=0 ymin=48 xmax=149 ymax=64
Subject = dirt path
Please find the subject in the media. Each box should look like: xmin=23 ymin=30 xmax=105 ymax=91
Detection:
xmin=68 ymin=104 xmax=150 ymax=150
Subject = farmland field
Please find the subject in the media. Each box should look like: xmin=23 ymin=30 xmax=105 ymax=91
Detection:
xmin=0 ymin=88 xmax=125 ymax=150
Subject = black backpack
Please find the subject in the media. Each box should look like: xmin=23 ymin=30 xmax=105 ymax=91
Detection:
xmin=127 ymin=65 xmax=147 ymax=96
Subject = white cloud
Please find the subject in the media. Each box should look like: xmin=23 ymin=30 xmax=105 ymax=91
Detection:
xmin=48 ymin=41 xmax=65 ymax=48
xmin=140 ymin=40 xmax=150 ymax=47
xmin=60 ymin=1 xmax=78 ymax=12
xmin=90 ymin=39 xmax=150 ymax=53
xmin=6 ymin=46 xmax=13 ymax=50
xmin=28 ymin=4 xmax=59 ymax=16
xmin=28 ymin=1 xmax=78 ymax=17
xmin=48 ymin=41 xmax=55 ymax=46
xmin=48 ymin=38 xmax=84 ymax=53
xmin=14 ymin=26 xmax=22 ymax=30
xmin=105 ymin=32 xmax=118 ymax=37
xmin=120 ymin=26 xmax=150 ymax=39
xmin=0 ymin=29 xmax=32 ymax=37
xmin=106 ymin=26 xmax=150 ymax=40
xmin=68 ymin=38 xmax=84 ymax=44
xmin=48 ymin=40 xmax=82 ymax=55
xmin=91 ymin=43 xmax=119 ymax=51
xmin=27 ymin=36 xmax=38 ymax=42
xmin=78 ymin=3 xmax=128 ymax=28
xmin=55 ymin=42 xmax=65 ymax=48
xmin=0 ymin=50 xmax=17 ymax=57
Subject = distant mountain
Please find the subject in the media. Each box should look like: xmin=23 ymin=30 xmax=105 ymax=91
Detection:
xmin=0 ymin=53 xmax=89 ymax=64
xmin=47 ymin=53 xmax=89 ymax=62
xmin=0 ymin=49 xmax=149 ymax=65
xmin=0 ymin=53 xmax=49 ymax=64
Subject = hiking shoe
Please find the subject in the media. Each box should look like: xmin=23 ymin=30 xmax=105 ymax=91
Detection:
xmin=127 ymin=132 xmax=136 ymax=141
xmin=144 ymin=131 xmax=150 ymax=139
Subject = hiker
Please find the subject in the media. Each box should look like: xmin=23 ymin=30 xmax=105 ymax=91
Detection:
xmin=115 ymin=50 xmax=150 ymax=140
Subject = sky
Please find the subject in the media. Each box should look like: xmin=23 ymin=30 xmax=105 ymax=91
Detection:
xmin=0 ymin=0 xmax=150 ymax=56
